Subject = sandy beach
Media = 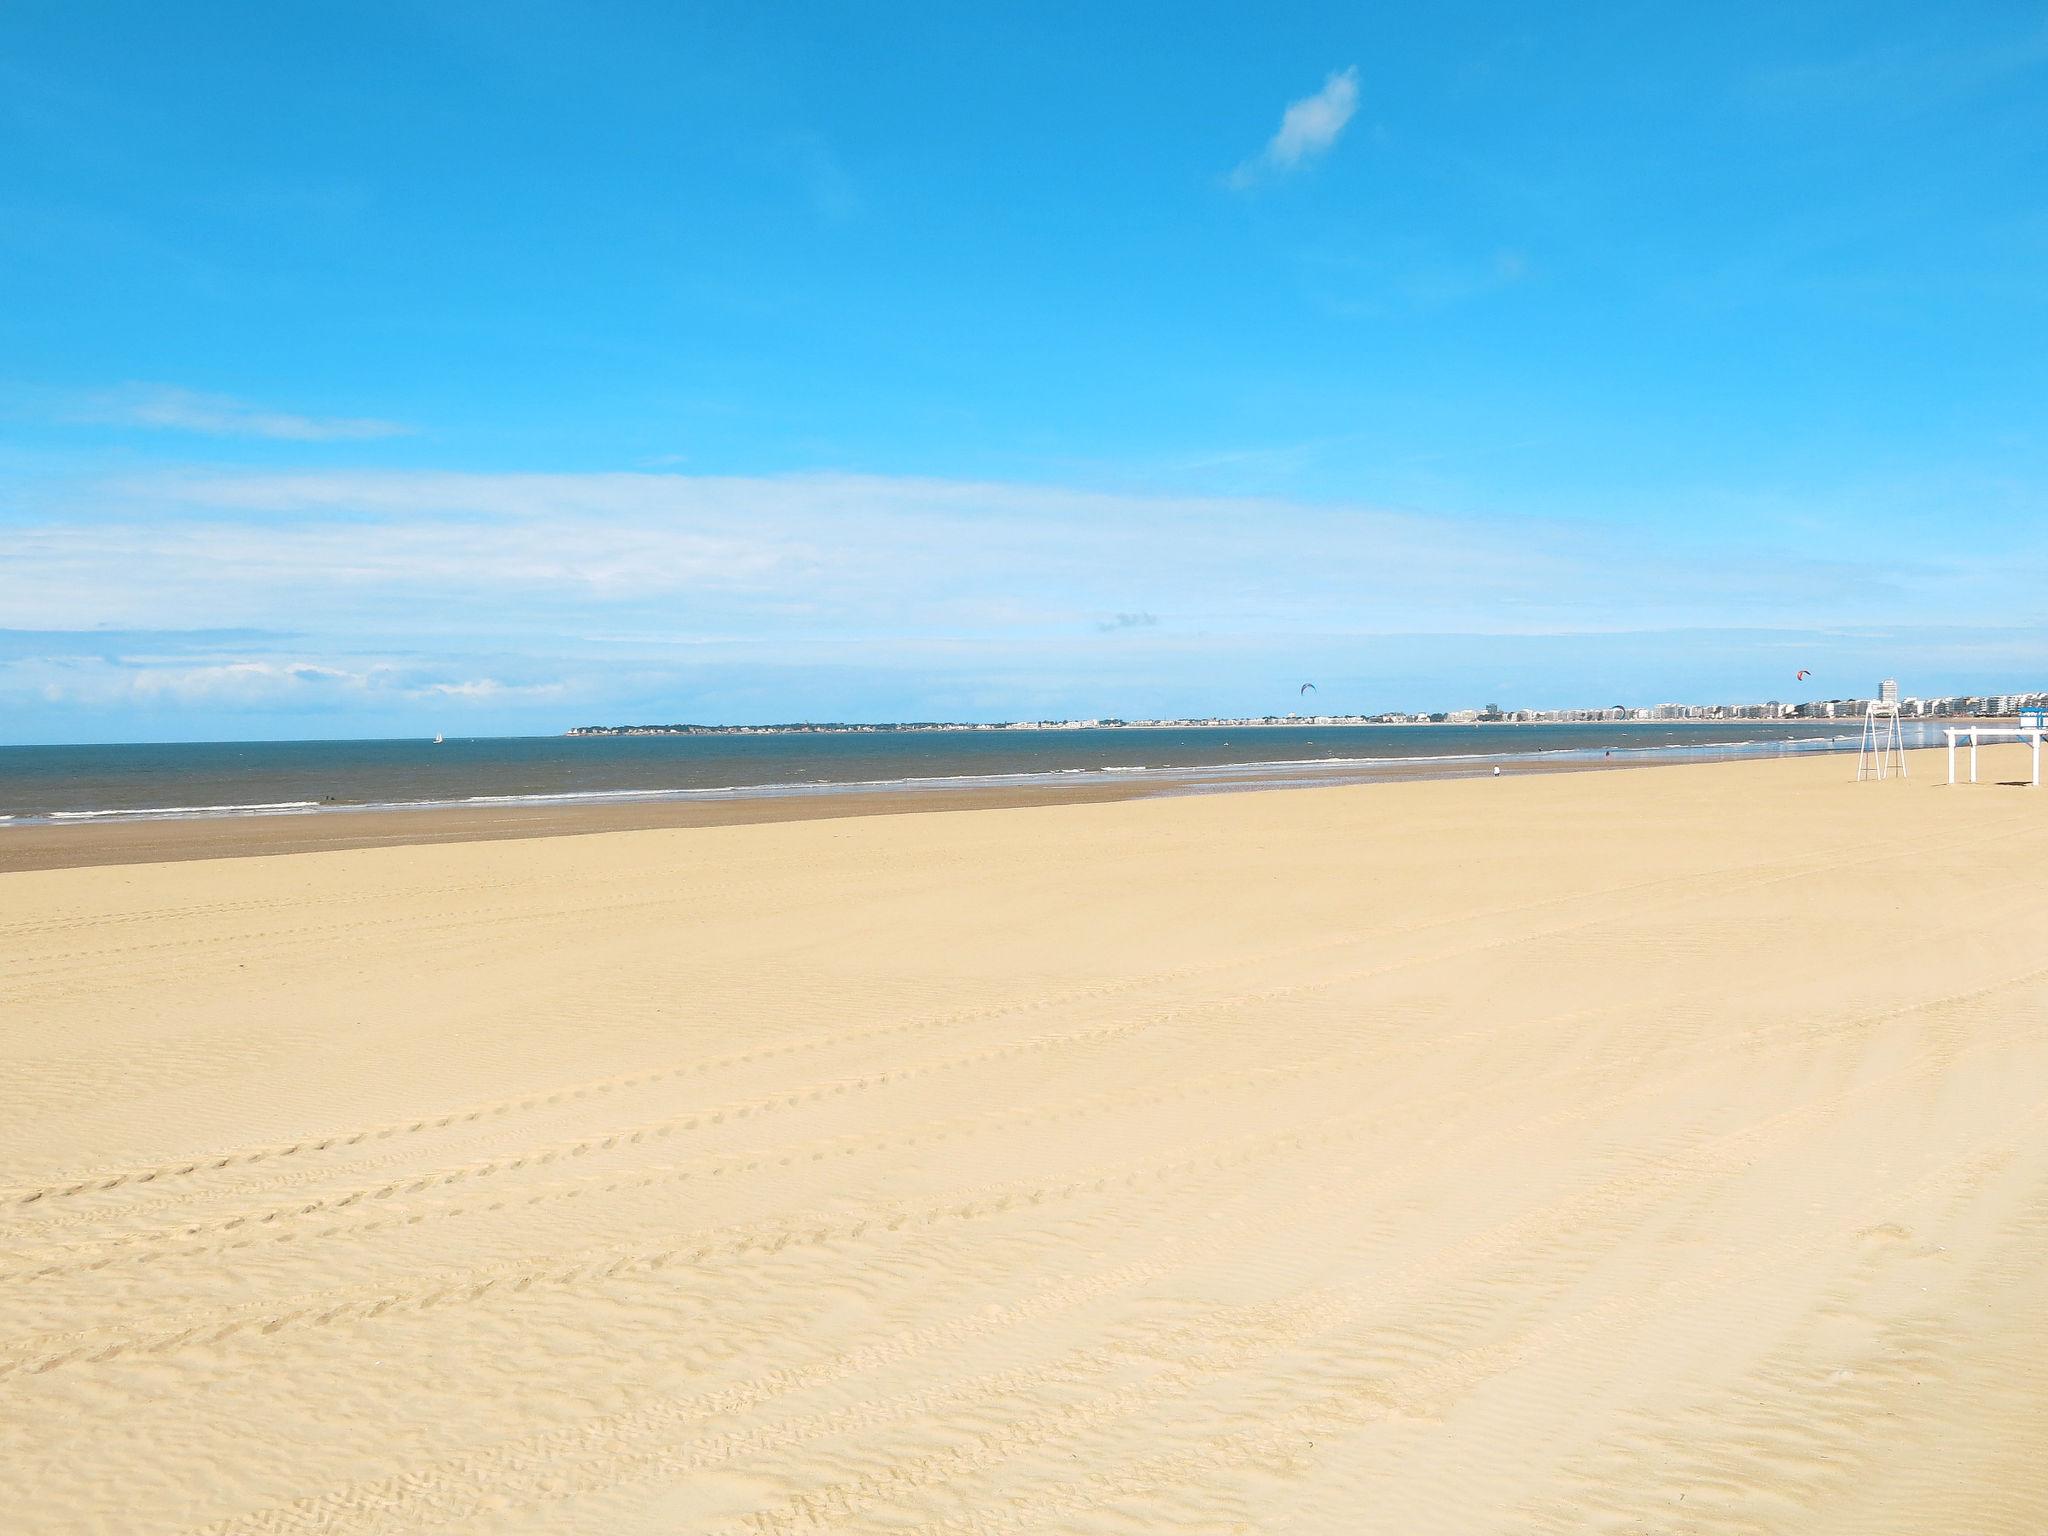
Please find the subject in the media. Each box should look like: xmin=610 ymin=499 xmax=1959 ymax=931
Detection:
xmin=5 ymin=746 xmax=2047 ymax=1534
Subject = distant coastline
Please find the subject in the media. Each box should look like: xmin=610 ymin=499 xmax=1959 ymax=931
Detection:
xmin=566 ymin=691 xmax=2048 ymax=737
xmin=565 ymin=718 xmax=1473 ymax=736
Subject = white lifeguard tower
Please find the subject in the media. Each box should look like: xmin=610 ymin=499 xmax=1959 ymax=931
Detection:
xmin=1856 ymin=697 xmax=1907 ymax=781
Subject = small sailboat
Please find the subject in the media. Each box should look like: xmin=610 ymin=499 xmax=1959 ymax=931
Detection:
xmin=433 ymin=732 xmax=445 ymax=745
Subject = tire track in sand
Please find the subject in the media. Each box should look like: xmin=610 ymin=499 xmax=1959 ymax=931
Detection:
xmin=5 ymin=829 xmax=1965 ymax=1209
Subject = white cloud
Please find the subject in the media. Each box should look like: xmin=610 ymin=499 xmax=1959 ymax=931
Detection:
xmin=8 ymin=654 xmax=567 ymax=710
xmin=77 ymin=384 xmax=412 ymax=441
xmin=1 ymin=465 xmax=1961 ymax=656
xmin=1232 ymin=68 xmax=1360 ymax=188
xmin=414 ymin=678 xmax=566 ymax=700
xmin=17 ymin=467 xmax=1570 ymax=634
xmin=4 ymin=461 xmax=2046 ymax=730
xmin=43 ymin=658 xmax=370 ymax=706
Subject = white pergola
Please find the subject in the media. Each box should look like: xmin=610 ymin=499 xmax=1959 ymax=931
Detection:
xmin=1945 ymin=725 xmax=2044 ymax=788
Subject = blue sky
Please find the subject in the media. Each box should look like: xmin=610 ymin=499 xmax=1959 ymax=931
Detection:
xmin=3 ymin=2 xmax=2046 ymax=741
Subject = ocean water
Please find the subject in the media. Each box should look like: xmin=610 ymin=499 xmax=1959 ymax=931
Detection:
xmin=0 ymin=722 xmax=1928 ymax=825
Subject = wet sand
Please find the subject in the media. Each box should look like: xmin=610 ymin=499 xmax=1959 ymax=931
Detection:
xmin=5 ymin=748 xmax=1676 ymax=874
xmin=0 ymin=779 xmax=1159 ymax=874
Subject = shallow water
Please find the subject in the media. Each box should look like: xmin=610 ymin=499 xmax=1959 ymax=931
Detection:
xmin=0 ymin=721 xmax=1929 ymax=824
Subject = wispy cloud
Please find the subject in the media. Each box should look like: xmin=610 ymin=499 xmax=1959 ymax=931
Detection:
xmin=5 ymin=465 xmax=2045 ymax=733
xmin=1231 ymin=67 xmax=1359 ymax=189
xmin=8 ymin=654 xmax=566 ymax=710
xmin=0 ymin=626 xmax=293 ymax=659
xmin=1305 ymin=245 xmax=1532 ymax=319
xmin=59 ymin=658 xmax=364 ymax=706
xmin=1743 ymin=21 xmax=2048 ymax=112
xmin=75 ymin=384 xmax=413 ymax=441
xmin=413 ymin=677 xmax=566 ymax=700
xmin=0 ymin=468 xmax=1570 ymax=648
xmin=10 ymin=465 xmax=2004 ymax=644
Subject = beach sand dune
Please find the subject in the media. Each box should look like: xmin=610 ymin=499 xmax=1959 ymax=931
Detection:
xmin=4 ymin=748 xmax=2047 ymax=1533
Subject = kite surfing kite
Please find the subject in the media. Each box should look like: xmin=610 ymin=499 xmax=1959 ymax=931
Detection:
xmin=1299 ymin=682 xmax=1317 ymax=696
xmin=1795 ymin=669 xmax=1811 ymax=682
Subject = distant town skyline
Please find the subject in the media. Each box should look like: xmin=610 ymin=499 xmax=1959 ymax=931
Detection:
xmin=4 ymin=5 xmax=2046 ymax=744
xmin=565 ymin=682 xmax=2048 ymax=738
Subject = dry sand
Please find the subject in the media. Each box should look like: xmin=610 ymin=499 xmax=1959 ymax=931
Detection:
xmin=4 ymin=747 xmax=2046 ymax=1534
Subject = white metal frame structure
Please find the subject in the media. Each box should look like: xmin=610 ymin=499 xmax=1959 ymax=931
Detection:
xmin=1944 ymin=725 xmax=2044 ymax=789
xmin=1857 ymin=701 xmax=1908 ymax=782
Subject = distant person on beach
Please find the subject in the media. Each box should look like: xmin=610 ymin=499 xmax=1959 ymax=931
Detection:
xmin=1493 ymin=766 xmax=1502 ymax=777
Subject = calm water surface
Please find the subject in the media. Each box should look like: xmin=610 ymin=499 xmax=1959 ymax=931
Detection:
xmin=0 ymin=722 xmax=1931 ymax=824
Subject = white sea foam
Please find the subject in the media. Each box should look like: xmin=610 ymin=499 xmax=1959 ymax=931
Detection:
xmin=46 ymin=801 xmax=321 ymax=821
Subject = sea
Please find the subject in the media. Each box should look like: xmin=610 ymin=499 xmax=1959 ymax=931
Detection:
xmin=0 ymin=721 xmax=1939 ymax=826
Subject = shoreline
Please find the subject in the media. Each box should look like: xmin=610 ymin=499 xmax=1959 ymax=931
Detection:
xmin=0 ymin=743 xmax=1885 ymax=874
